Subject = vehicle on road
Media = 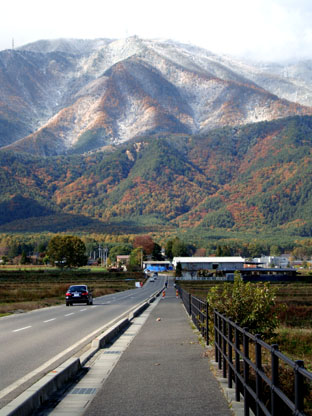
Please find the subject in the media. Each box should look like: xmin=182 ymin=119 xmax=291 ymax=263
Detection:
xmin=65 ymin=285 xmax=93 ymax=306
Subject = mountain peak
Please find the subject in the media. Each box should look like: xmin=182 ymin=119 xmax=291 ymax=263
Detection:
xmin=1 ymin=37 xmax=312 ymax=156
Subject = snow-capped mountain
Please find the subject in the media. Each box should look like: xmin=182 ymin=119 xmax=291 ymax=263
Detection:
xmin=1 ymin=36 xmax=312 ymax=156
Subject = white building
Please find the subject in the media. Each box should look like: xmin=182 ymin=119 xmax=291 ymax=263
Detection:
xmin=253 ymin=255 xmax=290 ymax=268
xmin=172 ymin=256 xmax=246 ymax=279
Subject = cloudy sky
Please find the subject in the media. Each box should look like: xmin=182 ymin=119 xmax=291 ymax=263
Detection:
xmin=1 ymin=0 xmax=311 ymax=61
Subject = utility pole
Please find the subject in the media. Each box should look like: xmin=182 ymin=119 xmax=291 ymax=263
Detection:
xmin=104 ymin=247 xmax=108 ymax=267
xmin=98 ymin=244 xmax=103 ymax=266
xmin=12 ymin=38 xmax=14 ymax=50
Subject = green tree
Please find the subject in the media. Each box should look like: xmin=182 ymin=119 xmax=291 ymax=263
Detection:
xmin=172 ymin=238 xmax=188 ymax=257
xmin=165 ymin=239 xmax=174 ymax=260
xmin=270 ymin=245 xmax=281 ymax=256
xmin=20 ymin=250 xmax=28 ymax=265
xmin=47 ymin=235 xmax=88 ymax=268
xmin=166 ymin=237 xmax=189 ymax=259
xmin=129 ymin=247 xmax=143 ymax=269
xmin=109 ymin=244 xmax=132 ymax=262
xmin=151 ymin=242 xmax=163 ymax=260
xmin=175 ymin=261 xmax=182 ymax=277
xmin=215 ymin=245 xmax=232 ymax=256
xmin=207 ymin=273 xmax=279 ymax=339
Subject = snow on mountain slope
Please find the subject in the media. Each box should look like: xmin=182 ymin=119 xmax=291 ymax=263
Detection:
xmin=1 ymin=37 xmax=312 ymax=156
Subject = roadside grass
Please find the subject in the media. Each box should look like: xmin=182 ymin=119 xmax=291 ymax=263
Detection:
xmin=274 ymin=326 xmax=312 ymax=371
xmin=0 ymin=269 xmax=145 ymax=314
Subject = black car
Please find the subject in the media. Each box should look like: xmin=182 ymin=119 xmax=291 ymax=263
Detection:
xmin=65 ymin=285 xmax=93 ymax=306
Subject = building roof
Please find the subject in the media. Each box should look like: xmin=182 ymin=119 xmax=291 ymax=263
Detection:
xmin=173 ymin=256 xmax=245 ymax=264
xmin=143 ymin=261 xmax=171 ymax=265
xmin=172 ymin=256 xmax=246 ymax=266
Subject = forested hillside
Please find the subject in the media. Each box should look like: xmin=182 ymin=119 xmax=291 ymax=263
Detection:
xmin=1 ymin=115 xmax=312 ymax=238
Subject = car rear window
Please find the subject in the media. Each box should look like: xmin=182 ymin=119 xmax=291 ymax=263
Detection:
xmin=69 ymin=286 xmax=86 ymax=292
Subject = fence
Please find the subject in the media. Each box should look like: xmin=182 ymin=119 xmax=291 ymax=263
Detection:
xmin=178 ymin=287 xmax=312 ymax=416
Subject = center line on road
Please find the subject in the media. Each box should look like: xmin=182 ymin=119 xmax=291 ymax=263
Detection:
xmin=13 ymin=326 xmax=32 ymax=333
xmin=65 ymin=313 xmax=74 ymax=317
xmin=44 ymin=318 xmax=56 ymax=323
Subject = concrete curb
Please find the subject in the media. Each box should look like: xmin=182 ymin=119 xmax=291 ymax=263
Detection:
xmin=0 ymin=289 xmax=163 ymax=416
xmin=0 ymin=358 xmax=81 ymax=416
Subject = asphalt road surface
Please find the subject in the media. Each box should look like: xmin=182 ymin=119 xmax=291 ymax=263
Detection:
xmin=0 ymin=276 xmax=165 ymax=405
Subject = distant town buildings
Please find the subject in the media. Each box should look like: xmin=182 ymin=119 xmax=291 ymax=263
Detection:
xmin=172 ymin=256 xmax=297 ymax=281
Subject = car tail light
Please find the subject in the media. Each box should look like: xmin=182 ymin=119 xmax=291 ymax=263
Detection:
xmin=66 ymin=292 xmax=71 ymax=296
xmin=82 ymin=292 xmax=88 ymax=295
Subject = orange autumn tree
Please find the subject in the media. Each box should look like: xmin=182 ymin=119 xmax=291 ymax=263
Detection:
xmin=133 ymin=235 xmax=154 ymax=255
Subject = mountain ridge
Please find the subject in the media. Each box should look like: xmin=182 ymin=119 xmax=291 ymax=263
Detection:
xmin=1 ymin=37 xmax=312 ymax=156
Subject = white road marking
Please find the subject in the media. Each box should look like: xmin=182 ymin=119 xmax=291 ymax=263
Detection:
xmin=65 ymin=313 xmax=74 ymax=317
xmin=79 ymin=309 xmax=87 ymax=312
xmin=43 ymin=319 xmax=56 ymax=323
xmin=13 ymin=326 xmax=32 ymax=333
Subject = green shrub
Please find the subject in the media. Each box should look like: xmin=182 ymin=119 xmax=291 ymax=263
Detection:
xmin=207 ymin=272 xmax=280 ymax=339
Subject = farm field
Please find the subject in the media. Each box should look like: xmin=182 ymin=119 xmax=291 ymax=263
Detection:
xmin=0 ymin=269 xmax=145 ymax=316
xmin=178 ymin=280 xmax=312 ymax=370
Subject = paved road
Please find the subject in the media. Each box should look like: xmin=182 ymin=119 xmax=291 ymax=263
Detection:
xmin=0 ymin=276 xmax=165 ymax=406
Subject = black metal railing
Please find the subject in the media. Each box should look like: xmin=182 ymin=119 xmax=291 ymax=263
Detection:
xmin=178 ymin=287 xmax=312 ymax=416
xmin=179 ymin=287 xmax=209 ymax=345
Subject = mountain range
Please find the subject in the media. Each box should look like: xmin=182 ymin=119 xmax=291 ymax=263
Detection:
xmin=1 ymin=37 xmax=312 ymax=240
xmin=1 ymin=115 xmax=312 ymax=238
xmin=1 ymin=37 xmax=312 ymax=156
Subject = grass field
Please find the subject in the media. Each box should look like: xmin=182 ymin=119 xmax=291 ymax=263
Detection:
xmin=0 ymin=269 xmax=145 ymax=316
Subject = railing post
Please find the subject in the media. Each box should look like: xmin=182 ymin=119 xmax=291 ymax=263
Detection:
xmin=235 ymin=325 xmax=241 ymax=402
xmin=214 ymin=310 xmax=218 ymax=363
xmin=202 ymin=302 xmax=205 ymax=339
xmin=243 ymin=327 xmax=250 ymax=416
xmin=271 ymin=344 xmax=279 ymax=416
xmin=218 ymin=314 xmax=222 ymax=370
xmin=188 ymin=293 xmax=192 ymax=316
xmin=205 ymin=301 xmax=209 ymax=346
xmin=222 ymin=316 xmax=227 ymax=379
xmin=228 ymin=322 xmax=233 ymax=389
xmin=295 ymin=360 xmax=304 ymax=413
xmin=255 ymin=334 xmax=262 ymax=416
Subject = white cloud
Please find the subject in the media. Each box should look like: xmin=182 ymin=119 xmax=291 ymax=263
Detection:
xmin=0 ymin=0 xmax=311 ymax=61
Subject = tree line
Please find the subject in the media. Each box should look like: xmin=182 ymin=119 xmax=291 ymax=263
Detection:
xmin=1 ymin=232 xmax=312 ymax=267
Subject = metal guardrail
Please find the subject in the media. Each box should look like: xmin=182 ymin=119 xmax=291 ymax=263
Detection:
xmin=178 ymin=287 xmax=312 ymax=416
xmin=179 ymin=287 xmax=209 ymax=345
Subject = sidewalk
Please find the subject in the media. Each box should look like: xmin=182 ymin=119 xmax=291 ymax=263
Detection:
xmin=82 ymin=280 xmax=232 ymax=416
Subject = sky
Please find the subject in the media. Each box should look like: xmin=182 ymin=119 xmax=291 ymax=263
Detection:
xmin=1 ymin=0 xmax=312 ymax=61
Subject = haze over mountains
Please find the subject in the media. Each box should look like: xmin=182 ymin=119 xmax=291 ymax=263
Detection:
xmin=1 ymin=36 xmax=312 ymax=156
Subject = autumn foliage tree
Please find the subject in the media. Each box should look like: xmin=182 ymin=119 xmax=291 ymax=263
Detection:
xmin=133 ymin=235 xmax=154 ymax=255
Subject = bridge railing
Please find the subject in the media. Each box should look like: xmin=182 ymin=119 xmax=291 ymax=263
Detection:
xmin=178 ymin=287 xmax=312 ymax=416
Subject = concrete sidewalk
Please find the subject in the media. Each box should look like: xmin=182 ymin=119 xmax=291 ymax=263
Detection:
xmin=81 ymin=280 xmax=232 ymax=416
